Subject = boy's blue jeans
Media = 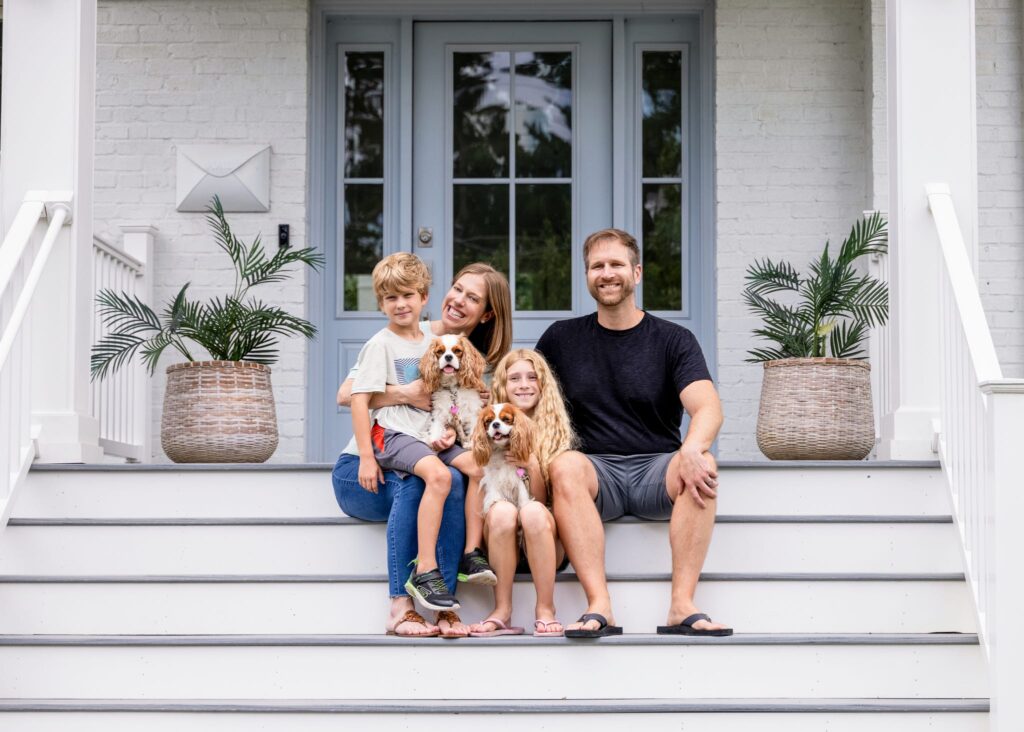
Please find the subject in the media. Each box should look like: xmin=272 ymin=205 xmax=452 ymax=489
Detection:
xmin=331 ymin=453 xmax=466 ymax=598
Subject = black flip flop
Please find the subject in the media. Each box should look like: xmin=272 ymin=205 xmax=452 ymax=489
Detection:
xmin=564 ymin=612 xmax=623 ymax=639
xmin=657 ymin=612 xmax=733 ymax=637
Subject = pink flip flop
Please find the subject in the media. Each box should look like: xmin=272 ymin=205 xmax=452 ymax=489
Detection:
xmin=533 ymin=619 xmax=564 ymax=637
xmin=469 ymin=617 xmax=525 ymax=637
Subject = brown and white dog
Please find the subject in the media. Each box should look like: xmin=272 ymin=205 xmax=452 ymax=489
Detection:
xmin=472 ymin=403 xmax=535 ymax=515
xmin=419 ymin=333 xmax=487 ymax=446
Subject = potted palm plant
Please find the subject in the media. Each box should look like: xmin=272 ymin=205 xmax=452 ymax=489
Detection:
xmin=91 ymin=197 xmax=324 ymax=463
xmin=743 ymin=212 xmax=888 ymax=460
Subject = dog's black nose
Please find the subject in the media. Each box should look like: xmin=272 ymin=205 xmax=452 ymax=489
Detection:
xmin=491 ymin=421 xmax=501 ymax=429
xmin=444 ymin=354 xmax=453 ymax=362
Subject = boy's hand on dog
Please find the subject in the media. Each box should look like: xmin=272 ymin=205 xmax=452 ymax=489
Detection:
xmin=431 ymin=427 xmax=457 ymax=451
xmin=358 ymin=455 xmax=384 ymax=493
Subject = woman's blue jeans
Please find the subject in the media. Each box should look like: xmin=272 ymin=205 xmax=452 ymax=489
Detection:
xmin=331 ymin=453 xmax=466 ymax=598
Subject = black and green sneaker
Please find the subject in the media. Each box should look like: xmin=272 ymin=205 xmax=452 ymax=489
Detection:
xmin=405 ymin=568 xmax=460 ymax=611
xmin=458 ymin=547 xmax=497 ymax=586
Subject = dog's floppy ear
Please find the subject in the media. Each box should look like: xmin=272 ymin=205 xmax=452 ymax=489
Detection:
xmin=509 ymin=408 xmax=535 ymax=465
xmin=472 ymin=408 xmax=493 ymax=467
xmin=419 ymin=339 xmax=441 ymax=392
xmin=457 ymin=337 xmax=487 ymax=391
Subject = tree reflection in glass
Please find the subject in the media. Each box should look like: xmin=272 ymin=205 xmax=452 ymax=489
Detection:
xmin=516 ymin=184 xmax=571 ymax=310
xmin=515 ymin=52 xmax=572 ymax=178
xmin=641 ymin=184 xmax=682 ymax=311
xmin=453 ymin=52 xmax=511 ymax=179
xmin=344 ymin=52 xmax=384 ymax=179
xmin=641 ymin=51 xmax=682 ymax=179
xmin=343 ymin=185 xmax=384 ymax=311
xmin=453 ymin=184 xmax=509 ymax=276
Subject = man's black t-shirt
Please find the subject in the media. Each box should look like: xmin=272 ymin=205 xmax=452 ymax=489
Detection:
xmin=535 ymin=312 xmax=712 ymax=455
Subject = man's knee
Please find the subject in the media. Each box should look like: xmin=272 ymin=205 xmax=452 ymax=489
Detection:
xmin=549 ymin=452 xmax=593 ymax=501
xmin=420 ymin=462 xmax=452 ymax=495
xmin=703 ymin=451 xmax=718 ymax=473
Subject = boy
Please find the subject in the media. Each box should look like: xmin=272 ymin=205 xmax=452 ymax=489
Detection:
xmin=346 ymin=252 xmax=487 ymax=611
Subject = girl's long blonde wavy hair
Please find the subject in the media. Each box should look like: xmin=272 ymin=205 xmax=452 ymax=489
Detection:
xmin=491 ymin=349 xmax=577 ymax=485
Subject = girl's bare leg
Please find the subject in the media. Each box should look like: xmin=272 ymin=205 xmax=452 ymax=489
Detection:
xmin=469 ymin=501 xmax=519 ymax=632
xmin=520 ymin=501 xmax=560 ymax=631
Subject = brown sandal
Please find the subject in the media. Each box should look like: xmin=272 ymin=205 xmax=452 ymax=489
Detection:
xmin=386 ymin=610 xmax=440 ymax=637
xmin=436 ymin=610 xmax=470 ymax=639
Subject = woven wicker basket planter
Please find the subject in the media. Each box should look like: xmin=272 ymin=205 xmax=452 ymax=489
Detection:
xmin=161 ymin=361 xmax=279 ymax=463
xmin=756 ymin=358 xmax=875 ymax=461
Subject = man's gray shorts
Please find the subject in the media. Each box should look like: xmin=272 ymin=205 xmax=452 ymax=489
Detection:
xmin=586 ymin=453 xmax=676 ymax=521
xmin=374 ymin=428 xmax=467 ymax=476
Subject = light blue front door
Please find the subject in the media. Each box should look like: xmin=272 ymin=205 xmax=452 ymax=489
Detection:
xmin=316 ymin=17 xmax=712 ymax=460
xmin=412 ymin=22 xmax=613 ymax=349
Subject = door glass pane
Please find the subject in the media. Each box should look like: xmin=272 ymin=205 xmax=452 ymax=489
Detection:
xmin=453 ymin=184 xmax=509 ymax=275
xmin=641 ymin=183 xmax=682 ymax=311
xmin=344 ymin=52 xmax=384 ymax=178
xmin=343 ymin=184 xmax=384 ymax=311
xmin=515 ymin=184 xmax=571 ymax=310
xmin=641 ymin=51 xmax=682 ymax=179
xmin=514 ymin=52 xmax=572 ymax=178
xmin=453 ymin=52 xmax=511 ymax=179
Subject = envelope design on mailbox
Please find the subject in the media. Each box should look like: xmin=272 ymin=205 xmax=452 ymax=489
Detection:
xmin=176 ymin=144 xmax=271 ymax=213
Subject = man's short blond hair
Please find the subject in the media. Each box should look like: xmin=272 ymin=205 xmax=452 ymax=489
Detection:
xmin=583 ymin=228 xmax=640 ymax=267
xmin=371 ymin=253 xmax=432 ymax=303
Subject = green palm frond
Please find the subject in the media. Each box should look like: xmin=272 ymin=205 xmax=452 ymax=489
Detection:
xmin=744 ymin=258 xmax=801 ymax=296
xmin=743 ymin=214 xmax=889 ymax=362
xmin=92 ymin=197 xmax=323 ymax=380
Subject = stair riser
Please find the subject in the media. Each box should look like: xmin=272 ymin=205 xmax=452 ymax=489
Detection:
xmin=0 ymin=711 xmax=990 ymax=731
xmin=0 ymin=644 xmax=987 ymax=699
xmin=17 ymin=467 xmax=947 ymax=518
xmin=0 ymin=580 xmax=977 ymax=634
xmin=0 ymin=522 xmax=963 ymax=575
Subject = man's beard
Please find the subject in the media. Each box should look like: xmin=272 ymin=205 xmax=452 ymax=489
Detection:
xmin=588 ymin=277 xmax=636 ymax=306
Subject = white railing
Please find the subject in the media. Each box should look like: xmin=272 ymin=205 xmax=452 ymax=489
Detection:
xmin=91 ymin=230 xmax=152 ymax=462
xmin=865 ymin=209 xmax=892 ymax=451
xmin=927 ymin=183 xmax=1024 ymax=731
xmin=0 ymin=193 xmax=73 ymax=525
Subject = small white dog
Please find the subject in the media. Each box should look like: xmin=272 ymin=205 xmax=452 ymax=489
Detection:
xmin=419 ymin=334 xmax=486 ymax=446
xmin=472 ymin=402 xmax=536 ymax=515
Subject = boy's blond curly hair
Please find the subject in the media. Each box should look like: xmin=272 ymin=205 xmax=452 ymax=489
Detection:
xmin=371 ymin=253 xmax=431 ymax=303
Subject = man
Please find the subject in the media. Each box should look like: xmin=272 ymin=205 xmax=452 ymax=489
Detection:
xmin=536 ymin=228 xmax=732 ymax=638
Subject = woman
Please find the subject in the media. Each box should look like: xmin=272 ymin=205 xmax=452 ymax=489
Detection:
xmin=469 ymin=349 xmax=575 ymax=637
xmin=332 ymin=263 xmax=512 ymax=637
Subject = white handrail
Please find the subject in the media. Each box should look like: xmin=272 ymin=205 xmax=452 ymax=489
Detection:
xmin=927 ymin=183 xmax=1024 ymax=732
xmin=927 ymin=185 xmax=1002 ymax=383
xmin=0 ymin=193 xmax=73 ymax=526
xmin=0 ymin=205 xmax=71 ymax=369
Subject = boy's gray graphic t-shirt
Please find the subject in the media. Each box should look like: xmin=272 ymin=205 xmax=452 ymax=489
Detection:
xmin=342 ymin=322 xmax=433 ymax=456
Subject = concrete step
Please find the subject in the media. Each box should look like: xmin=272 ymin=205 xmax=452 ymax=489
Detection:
xmin=0 ymin=574 xmax=976 ymax=634
xmin=0 ymin=698 xmax=990 ymax=731
xmin=17 ymin=462 xmax=946 ymax=518
xmin=0 ymin=517 xmax=962 ymax=575
xmin=0 ymin=633 xmax=985 ymax=700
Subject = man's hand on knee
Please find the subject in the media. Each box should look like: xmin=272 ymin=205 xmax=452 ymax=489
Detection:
xmin=676 ymin=446 xmax=718 ymax=509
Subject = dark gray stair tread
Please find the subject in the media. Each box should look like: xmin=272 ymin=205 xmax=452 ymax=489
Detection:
xmin=0 ymin=633 xmax=980 ymax=646
xmin=29 ymin=460 xmax=940 ymax=472
xmin=6 ymin=514 xmax=954 ymax=526
xmin=0 ymin=572 xmax=968 ymax=584
xmin=0 ymin=697 xmax=990 ymax=713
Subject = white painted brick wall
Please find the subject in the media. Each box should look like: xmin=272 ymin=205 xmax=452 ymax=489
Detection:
xmin=94 ymin=0 xmax=310 ymax=462
xmin=869 ymin=0 xmax=1024 ymax=380
xmin=976 ymin=0 xmax=1024 ymax=378
xmin=716 ymin=0 xmax=869 ymax=459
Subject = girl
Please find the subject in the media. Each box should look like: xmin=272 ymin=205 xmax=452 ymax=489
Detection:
xmin=469 ymin=349 xmax=576 ymax=637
